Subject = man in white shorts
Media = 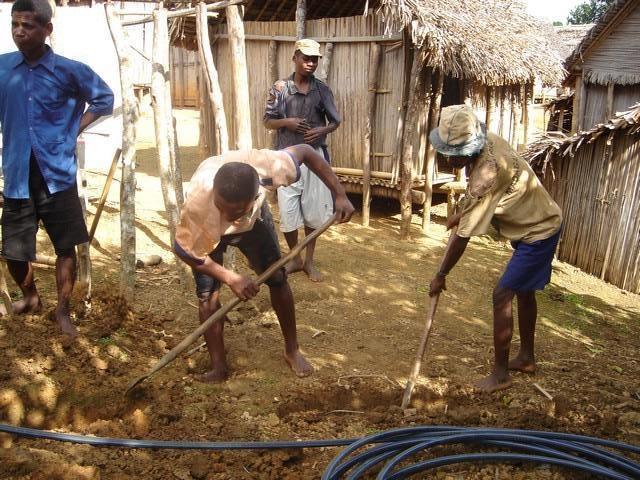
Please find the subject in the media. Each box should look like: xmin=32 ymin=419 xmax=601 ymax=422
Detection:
xmin=263 ymin=39 xmax=341 ymax=282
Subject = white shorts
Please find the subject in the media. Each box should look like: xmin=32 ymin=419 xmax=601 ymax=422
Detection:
xmin=277 ymin=147 xmax=334 ymax=232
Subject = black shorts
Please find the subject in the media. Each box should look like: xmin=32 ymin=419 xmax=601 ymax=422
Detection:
xmin=1 ymin=154 xmax=88 ymax=261
xmin=193 ymin=203 xmax=285 ymax=297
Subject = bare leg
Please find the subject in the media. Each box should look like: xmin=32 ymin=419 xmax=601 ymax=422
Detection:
xmin=476 ymin=286 xmax=515 ymax=393
xmin=509 ymin=291 xmax=537 ymax=373
xmin=302 ymin=226 xmax=322 ymax=282
xmin=196 ymin=291 xmax=229 ymax=382
xmin=269 ymin=278 xmax=313 ymax=377
xmin=283 ymin=230 xmax=304 ymax=274
xmin=55 ymin=250 xmax=79 ymax=337
xmin=6 ymin=259 xmax=42 ymax=314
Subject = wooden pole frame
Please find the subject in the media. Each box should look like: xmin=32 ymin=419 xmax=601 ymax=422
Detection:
xmin=226 ymin=4 xmax=253 ymax=150
xmin=295 ymin=0 xmax=306 ymax=40
xmin=362 ymin=42 xmax=382 ymax=227
xmin=422 ymin=69 xmax=443 ymax=233
xmin=105 ymin=2 xmax=139 ymax=300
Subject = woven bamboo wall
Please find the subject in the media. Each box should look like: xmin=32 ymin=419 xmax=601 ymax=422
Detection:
xmin=196 ymin=14 xmax=525 ymax=182
xmin=540 ymin=131 xmax=640 ymax=293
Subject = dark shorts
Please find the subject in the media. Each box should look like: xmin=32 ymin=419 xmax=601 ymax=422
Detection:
xmin=193 ymin=203 xmax=285 ymax=297
xmin=1 ymin=154 xmax=88 ymax=261
xmin=498 ymin=228 xmax=562 ymax=293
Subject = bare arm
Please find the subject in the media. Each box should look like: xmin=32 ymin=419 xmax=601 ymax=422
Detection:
xmin=174 ymin=245 xmax=259 ymax=301
xmin=428 ymin=232 xmax=470 ymax=296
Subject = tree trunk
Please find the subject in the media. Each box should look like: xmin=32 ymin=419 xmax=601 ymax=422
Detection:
xmin=362 ymin=42 xmax=382 ymax=227
xmin=152 ymin=8 xmax=182 ymax=253
xmin=105 ymin=2 xmax=138 ymax=301
xmin=399 ymin=55 xmax=423 ymax=240
xmin=268 ymin=40 xmax=278 ymax=85
xmin=318 ymin=42 xmax=334 ymax=83
xmin=196 ymin=2 xmax=229 ymax=153
xmin=226 ymin=5 xmax=253 ymax=150
xmin=485 ymin=86 xmax=494 ymax=132
xmin=295 ymin=0 xmax=306 ymax=40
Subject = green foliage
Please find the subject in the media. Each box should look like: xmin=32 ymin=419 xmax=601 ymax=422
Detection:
xmin=553 ymin=20 xmax=564 ymax=26
xmin=567 ymin=0 xmax=615 ymax=24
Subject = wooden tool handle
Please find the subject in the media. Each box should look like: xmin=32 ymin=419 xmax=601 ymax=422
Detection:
xmin=126 ymin=214 xmax=337 ymax=393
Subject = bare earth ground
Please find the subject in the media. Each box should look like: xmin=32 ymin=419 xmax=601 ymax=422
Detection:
xmin=1 ymin=109 xmax=639 ymax=480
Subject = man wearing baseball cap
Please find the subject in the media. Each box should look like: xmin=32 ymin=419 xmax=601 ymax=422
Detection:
xmin=428 ymin=105 xmax=563 ymax=393
xmin=264 ymin=39 xmax=341 ymax=282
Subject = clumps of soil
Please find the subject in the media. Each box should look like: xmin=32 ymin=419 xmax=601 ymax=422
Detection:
xmin=75 ymin=288 xmax=135 ymax=338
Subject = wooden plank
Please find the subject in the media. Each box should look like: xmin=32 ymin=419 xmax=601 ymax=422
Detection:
xmin=606 ymin=82 xmax=615 ymax=120
xmin=122 ymin=0 xmax=242 ymax=26
xmin=362 ymin=42 xmax=382 ymax=227
xmin=213 ymin=33 xmax=402 ymax=43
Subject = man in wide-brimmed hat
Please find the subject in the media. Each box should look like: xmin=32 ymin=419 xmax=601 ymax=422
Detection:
xmin=428 ymin=105 xmax=563 ymax=393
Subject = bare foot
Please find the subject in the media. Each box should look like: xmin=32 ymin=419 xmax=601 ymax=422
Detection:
xmin=509 ymin=355 xmax=536 ymax=373
xmin=285 ymin=255 xmax=304 ymax=275
xmin=12 ymin=296 xmax=43 ymax=315
xmin=55 ymin=307 xmax=78 ymax=338
xmin=195 ymin=365 xmax=229 ymax=383
xmin=475 ymin=372 xmax=512 ymax=393
xmin=284 ymin=350 xmax=314 ymax=378
xmin=303 ymin=262 xmax=323 ymax=282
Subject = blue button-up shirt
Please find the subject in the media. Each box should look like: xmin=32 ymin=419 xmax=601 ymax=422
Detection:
xmin=0 ymin=47 xmax=114 ymax=199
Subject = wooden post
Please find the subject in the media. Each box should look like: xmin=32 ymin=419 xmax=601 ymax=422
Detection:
xmin=571 ymin=74 xmax=583 ymax=133
xmin=226 ymin=4 xmax=253 ymax=150
xmin=268 ymin=40 xmax=278 ymax=85
xmin=0 ymin=263 xmax=13 ymax=316
xmin=362 ymin=42 xmax=382 ymax=227
xmin=606 ymin=82 xmax=615 ymax=120
xmin=557 ymin=108 xmax=565 ymax=133
xmin=318 ymin=42 xmax=334 ymax=83
xmin=152 ymin=8 xmax=182 ymax=252
xmin=499 ymin=88 xmax=506 ymax=138
xmin=510 ymin=98 xmax=521 ymax=149
xmin=523 ymin=83 xmax=532 ymax=144
xmin=485 ymin=86 xmax=494 ymax=132
xmin=295 ymin=0 xmax=306 ymax=40
xmin=578 ymin=76 xmax=587 ymax=131
xmin=170 ymin=115 xmax=184 ymax=206
xmin=419 ymin=68 xmax=433 ymax=231
xmin=392 ymin=29 xmax=412 ymax=183
xmin=399 ymin=55 xmax=423 ymax=240
xmin=105 ymin=2 xmax=138 ymax=300
xmin=196 ymin=2 xmax=229 ymax=153
xmin=422 ymin=69 xmax=443 ymax=233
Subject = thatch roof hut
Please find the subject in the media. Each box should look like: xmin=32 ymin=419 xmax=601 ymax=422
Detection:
xmin=564 ymin=0 xmax=640 ymax=133
xmin=173 ymin=0 xmax=563 ymax=236
xmin=525 ymin=104 xmax=640 ymax=293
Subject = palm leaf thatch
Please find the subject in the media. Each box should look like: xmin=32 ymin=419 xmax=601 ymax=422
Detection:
xmin=377 ymin=0 xmax=564 ymax=86
xmin=525 ymin=102 xmax=640 ymax=175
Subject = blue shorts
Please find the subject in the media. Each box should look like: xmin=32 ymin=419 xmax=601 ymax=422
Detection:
xmin=498 ymin=228 xmax=561 ymax=292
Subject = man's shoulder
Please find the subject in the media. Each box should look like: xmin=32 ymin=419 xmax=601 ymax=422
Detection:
xmin=52 ymin=53 xmax=91 ymax=72
xmin=0 ymin=51 xmax=22 ymax=69
xmin=271 ymin=79 xmax=288 ymax=92
xmin=314 ymin=77 xmax=334 ymax=93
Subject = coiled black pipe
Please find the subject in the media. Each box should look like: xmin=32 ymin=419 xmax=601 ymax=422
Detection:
xmin=1 ymin=423 xmax=638 ymax=479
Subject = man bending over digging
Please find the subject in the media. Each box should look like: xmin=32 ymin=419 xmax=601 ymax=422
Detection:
xmin=428 ymin=105 xmax=563 ymax=393
xmin=174 ymin=145 xmax=354 ymax=382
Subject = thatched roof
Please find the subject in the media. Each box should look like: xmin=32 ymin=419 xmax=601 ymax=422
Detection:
xmin=553 ymin=24 xmax=594 ymax=59
xmin=564 ymin=0 xmax=638 ymax=85
xmin=168 ymin=0 xmax=563 ymax=87
xmin=525 ymin=102 xmax=640 ymax=175
xmin=377 ymin=0 xmax=564 ymax=86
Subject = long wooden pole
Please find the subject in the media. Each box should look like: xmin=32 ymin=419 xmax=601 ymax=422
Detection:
xmin=121 ymin=0 xmax=243 ymax=26
xmin=523 ymin=83 xmax=531 ymax=145
xmin=399 ymin=55 xmax=423 ymax=240
xmin=105 ymin=2 xmax=138 ymax=301
xmin=0 ymin=263 xmax=13 ymax=316
xmin=485 ymin=86 xmax=494 ymax=132
xmin=401 ymin=227 xmax=456 ymax=408
xmin=126 ymin=214 xmax=337 ymax=393
xmin=362 ymin=42 xmax=382 ymax=227
xmin=196 ymin=2 xmax=229 ymax=154
xmin=317 ymin=42 xmax=334 ymax=83
xmin=295 ymin=0 xmax=306 ymax=40
xmin=571 ymin=75 xmax=583 ymax=134
xmin=422 ymin=70 xmax=443 ymax=233
xmin=152 ymin=8 xmax=182 ymax=252
xmin=89 ymin=148 xmax=121 ymax=243
xmin=226 ymin=4 xmax=253 ymax=150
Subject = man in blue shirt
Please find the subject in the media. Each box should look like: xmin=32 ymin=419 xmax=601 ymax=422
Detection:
xmin=0 ymin=0 xmax=114 ymax=337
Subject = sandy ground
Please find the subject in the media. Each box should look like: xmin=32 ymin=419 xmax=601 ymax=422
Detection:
xmin=0 ymin=109 xmax=639 ymax=479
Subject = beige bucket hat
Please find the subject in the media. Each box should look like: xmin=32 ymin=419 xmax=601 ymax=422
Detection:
xmin=429 ymin=104 xmax=487 ymax=157
xmin=294 ymin=38 xmax=322 ymax=57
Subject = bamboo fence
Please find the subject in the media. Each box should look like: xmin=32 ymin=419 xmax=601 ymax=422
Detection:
xmin=526 ymin=104 xmax=640 ymax=293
